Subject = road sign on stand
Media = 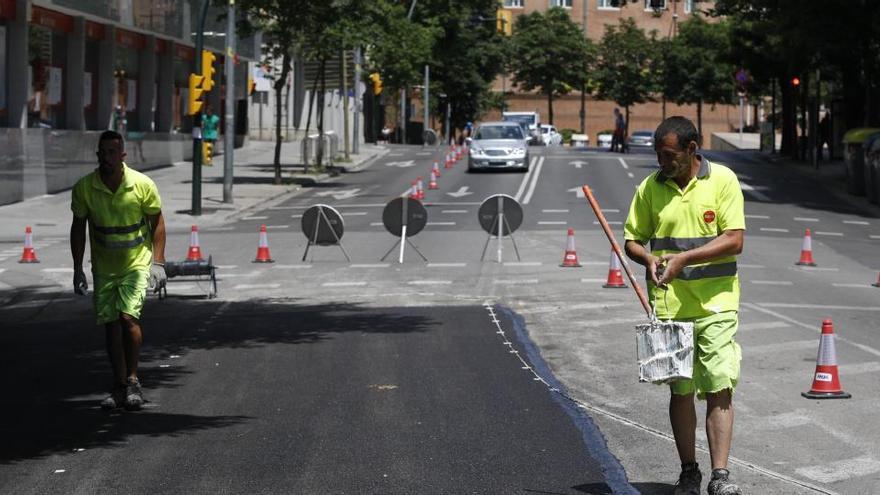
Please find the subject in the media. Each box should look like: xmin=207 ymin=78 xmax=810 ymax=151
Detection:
xmin=478 ymin=194 xmax=523 ymax=263
xmin=300 ymin=204 xmax=350 ymax=262
xmin=380 ymin=197 xmax=428 ymax=263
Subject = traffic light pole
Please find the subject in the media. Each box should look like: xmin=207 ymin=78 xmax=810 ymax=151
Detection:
xmin=223 ymin=0 xmax=235 ymax=203
xmin=191 ymin=0 xmax=210 ymax=216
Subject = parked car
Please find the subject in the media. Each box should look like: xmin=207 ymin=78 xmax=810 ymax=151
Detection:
xmin=467 ymin=122 xmax=530 ymax=172
xmin=627 ymin=130 xmax=655 ymax=148
xmin=570 ymin=133 xmax=590 ymax=147
xmin=540 ymin=124 xmax=562 ymax=146
xmin=597 ymin=130 xmax=613 ymax=149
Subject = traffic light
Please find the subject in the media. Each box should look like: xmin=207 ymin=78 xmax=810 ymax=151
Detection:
xmin=791 ymin=76 xmax=801 ymax=87
xmin=202 ymin=140 xmax=213 ymax=165
xmin=201 ymin=50 xmax=217 ymax=92
xmin=369 ymin=72 xmax=383 ymax=95
xmin=187 ymin=73 xmax=205 ymax=115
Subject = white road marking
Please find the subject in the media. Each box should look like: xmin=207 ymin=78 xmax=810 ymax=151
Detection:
xmin=758 ymin=302 xmax=880 ymax=311
xmin=737 ymin=321 xmax=790 ymax=331
xmin=738 ymin=264 xmax=766 ymax=269
xmin=617 ymin=157 xmax=629 ymax=169
xmin=206 ymin=226 xmax=235 ymax=231
xmin=233 ymin=283 xmax=281 ymax=290
xmin=594 ymin=221 xmax=622 ymax=225
xmin=627 ymin=172 xmax=635 ymax=178
xmin=503 ymin=262 xmax=542 ymax=266
xmin=322 ymin=281 xmax=367 ymax=287
xmin=542 ymin=209 xmax=569 ymax=213
xmin=740 ymin=181 xmax=772 ymax=201
xmin=843 ymin=220 xmax=870 ymax=225
xmin=427 ymin=222 xmax=456 ymax=226
xmin=870 ymin=235 xmax=880 ymax=240
xmin=750 ymin=280 xmax=793 ymax=285
xmin=581 ymin=261 xmax=610 ymax=266
xmin=54 ymin=470 xmax=65 ymax=474
xmin=759 ymin=227 xmax=789 ymax=233
xmin=344 ymin=212 xmax=368 ymax=216
xmin=795 ymin=266 xmax=839 ymax=272
xmin=493 ymin=279 xmax=539 ymax=285
xmin=274 ymin=265 xmax=312 ymax=269
xmin=369 ymin=222 xmax=384 ymax=226
xmin=814 ymin=231 xmax=844 ymax=236
xmin=265 ymin=225 xmax=289 ymax=229
xmin=580 ymin=278 xmax=610 ymax=283
xmin=746 ymin=214 xmax=770 ymax=219
xmin=351 ymin=263 xmax=390 ymax=268
xmin=538 ymin=221 xmax=567 ymax=225
xmin=832 ymin=283 xmax=875 ymax=288
xmin=441 ymin=210 xmax=468 ymax=214
xmin=796 ymin=457 xmax=880 ymax=484
xmin=241 ymin=216 xmax=268 ymax=220
xmin=427 ymin=262 xmax=467 ymax=268
xmin=290 ymin=215 xmax=303 ymax=219
xmin=522 ymin=157 xmax=545 ymax=204
xmin=42 ymin=268 xmax=73 ymax=273
xmin=514 ymin=156 xmax=538 ymax=201
xmin=407 ymin=280 xmax=452 ymax=285
xmin=602 ymin=208 xmax=620 ymax=213
xmin=793 ymin=217 xmax=819 ymax=222
xmin=215 ymin=265 xmax=238 ymax=269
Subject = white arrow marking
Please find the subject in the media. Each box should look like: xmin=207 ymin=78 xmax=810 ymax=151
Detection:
xmin=385 ymin=160 xmax=415 ymax=168
xmin=567 ymin=187 xmax=585 ymax=198
xmin=316 ymin=188 xmax=361 ymax=201
xmin=447 ymin=186 xmax=472 ymax=198
xmin=570 ymin=160 xmax=587 ymax=169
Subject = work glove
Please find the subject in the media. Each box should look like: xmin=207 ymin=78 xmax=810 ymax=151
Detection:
xmin=149 ymin=262 xmax=167 ymax=292
xmin=73 ymin=269 xmax=88 ymax=295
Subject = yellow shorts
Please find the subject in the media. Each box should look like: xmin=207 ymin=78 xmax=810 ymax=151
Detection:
xmin=93 ymin=270 xmax=149 ymax=325
xmin=670 ymin=311 xmax=741 ymax=400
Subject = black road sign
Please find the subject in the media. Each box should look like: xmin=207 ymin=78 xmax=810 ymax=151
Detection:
xmin=478 ymin=194 xmax=523 ymax=236
xmin=382 ymin=197 xmax=428 ymax=237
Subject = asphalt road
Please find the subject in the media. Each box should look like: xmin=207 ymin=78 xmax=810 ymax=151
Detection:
xmin=2 ymin=143 xmax=879 ymax=494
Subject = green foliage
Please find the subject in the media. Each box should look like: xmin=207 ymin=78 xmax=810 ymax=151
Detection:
xmin=559 ymin=128 xmax=576 ymax=144
xmin=594 ymin=18 xmax=659 ymax=110
xmin=660 ymin=17 xmax=735 ymax=107
xmin=507 ymin=7 xmax=596 ymax=123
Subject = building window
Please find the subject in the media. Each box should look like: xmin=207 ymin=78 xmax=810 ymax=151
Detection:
xmin=684 ymin=0 xmax=694 ymax=13
xmin=597 ymin=0 xmax=621 ymax=9
xmin=504 ymin=0 xmax=524 ymax=7
xmin=551 ymin=0 xmax=573 ymax=7
xmin=644 ymin=0 xmax=667 ymax=10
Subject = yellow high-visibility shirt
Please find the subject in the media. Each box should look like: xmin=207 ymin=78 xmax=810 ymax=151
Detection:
xmin=624 ymin=157 xmax=745 ymax=319
xmin=71 ymin=164 xmax=162 ymax=277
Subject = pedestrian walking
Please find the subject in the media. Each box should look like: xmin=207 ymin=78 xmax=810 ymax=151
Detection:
xmin=623 ymin=116 xmax=745 ymax=495
xmin=611 ymin=108 xmax=626 ymax=153
xmin=70 ymin=130 xmax=167 ymax=411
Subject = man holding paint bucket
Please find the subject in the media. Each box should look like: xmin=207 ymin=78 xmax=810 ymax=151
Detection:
xmin=623 ymin=116 xmax=745 ymax=495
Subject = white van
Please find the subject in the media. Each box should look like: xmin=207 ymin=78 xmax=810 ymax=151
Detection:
xmin=502 ymin=111 xmax=541 ymax=145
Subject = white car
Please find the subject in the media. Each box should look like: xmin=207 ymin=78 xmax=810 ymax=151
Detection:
xmin=540 ymin=124 xmax=562 ymax=146
xmin=467 ymin=122 xmax=530 ymax=172
xmin=570 ymin=133 xmax=590 ymax=147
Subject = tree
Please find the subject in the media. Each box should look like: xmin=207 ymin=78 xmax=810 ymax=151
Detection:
xmin=594 ymin=18 xmax=660 ymax=140
xmin=659 ymin=17 xmax=735 ymax=139
xmin=507 ymin=7 xmax=595 ymax=125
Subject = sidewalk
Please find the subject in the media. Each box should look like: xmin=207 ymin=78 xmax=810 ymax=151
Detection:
xmin=0 ymin=139 xmax=389 ymax=241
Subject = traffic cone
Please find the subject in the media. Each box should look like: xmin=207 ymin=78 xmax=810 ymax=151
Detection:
xmin=416 ymin=177 xmax=425 ymax=200
xmin=560 ymin=228 xmax=582 ymax=267
xmin=18 ymin=226 xmax=39 ymax=263
xmin=432 ymin=161 xmax=442 ymax=178
xmin=445 ymin=153 xmax=453 ymax=169
xmin=253 ymin=224 xmax=274 ymax=263
xmin=873 ymin=271 xmax=880 ymax=288
xmin=187 ymin=225 xmax=204 ymax=261
xmin=603 ymin=250 xmax=627 ymax=288
xmin=802 ymin=319 xmax=851 ymax=399
xmin=796 ymin=229 xmax=817 ymax=266
xmin=408 ymin=181 xmax=418 ymax=200
xmin=428 ymin=170 xmax=439 ymax=190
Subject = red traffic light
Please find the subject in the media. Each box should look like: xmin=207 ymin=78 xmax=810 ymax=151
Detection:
xmin=791 ymin=77 xmax=801 ymax=87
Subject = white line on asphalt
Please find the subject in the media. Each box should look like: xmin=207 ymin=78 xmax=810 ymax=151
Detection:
xmin=42 ymin=268 xmax=73 ymax=273
xmin=740 ymin=181 xmax=772 ymax=201
xmin=580 ymin=278 xmax=609 ymax=283
xmin=627 ymin=172 xmax=635 ymax=178
xmin=759 ymin=302 xmax=880 ymax=311
xmin=274 ymin=265 xmax=312 ymax=269
xmin=426 ymin=263 xmax=467 ymax=268
xmin=514 ymin=156 xmax=538 ymax=202
xmin=738 ymin=264 xmax=766 ymax=269
xmin=407 ymin=280 xmax=452 ymax=285
xmin=427 ymin=222 xmax=456 ymax=226
xmin=322 ymin=281 xmax=367 ymax=287
xmin=831 ymin=283 xmax=875 ymax=288
xmin=750 ymin=280 xmax=793 ymax=285
xmin=215 ymin=265 xmax=238 ymax=269
xmin=617 ymin=157 xmax=629 ymax=169
xmin=233 ymin=284 xmax=281 ymax=290
xmin=737 ymin=321 xmax=791 ymax=331
xmin=206 ymin=226 xmax=235 ymax=231
xmin=745 ymin=214 xmax=770 ymax=219
xmin=594 ymin=221 xmax=622 ymax=225
xmin=794 ymin=266 xmax=839 ymax=272
xmin=241 ymin=216 xmax=268 ymax=220
xmin=370 ymin=222 xmax=384 ymax=226
xmin=441 ymin=210 xmax=468 ymax=214
xmin=814 ymin=231 xmax=844 ymax=236
xmin=345 ymin=212 xmax=368 ymax=216
xmin=351 ymin=263 xmax=390 ymax=268
xmin=538 ymin=221 xmax=567 ymax=225
xmin=503 ymin=262 xmax=542 ymax=266
xmin=582 ymin=261 xmax=609 ymax=266
xmin=843 ymin=220 xmax=870 ymax=225
xmin=281 ymin=203 xmax=388 ymax=209
xmin=493 ymin=279 xmax=539 ymax=285
xmin=522 ymin=157 xmax=545 ymax=204
xmin=290 ymin=214 xmax=303 ymax=219
xmin=602 ymin=208 xmax=620 ymax=213
xmin=542 ymin=209 xmax=569 ymax=213
xmin=870 ymin=235 xmax=880 ymax=240
xmin=794 ymin=217 xmax=819 ymax=222
xmin=759 ymin=227 xmax=789 ymax=233
xmin=796 ymin=457 xmax=880 ymax=484
xmin=265 ymin=225 xmax=289 ymax=229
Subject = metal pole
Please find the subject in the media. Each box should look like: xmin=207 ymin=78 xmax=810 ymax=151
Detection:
xmin=400 ymin=87 xmax=406 ymax=144
xmin=579 ymin=0 xmax=587 ymax=134
xmin=353 ymin=47 xmax=361 ymax=155
xmin=445 ymin=102 xmax=451 ymax=145
xmin=342 ymin=49 xmax=350 ymax=160
xmin=192 ymin=0 xmax=210 ymax=216
xmin=738 ymin=94 xmax=744 ymax=147
xmin=423 ymin=64 xmax=429 ymax=146
xmin=223 ymin=0 xmax=235 ymax=204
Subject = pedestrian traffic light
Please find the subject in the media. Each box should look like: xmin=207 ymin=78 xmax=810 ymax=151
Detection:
xmin=187 ymin=73 xmax=205 ymax=115
xmin=201 ymin=50 xmax=217 ymax=92
xmin=369 ymin=72 xmax=383 ymax=95
xmin=791 ymin=76 xmax=801 ymax=87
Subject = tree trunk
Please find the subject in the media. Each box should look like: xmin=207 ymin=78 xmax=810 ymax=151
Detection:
xmin=780 ymin=73 xmax=795 ymax=158
xmin=273 ymin=51 xmax=291 ymax=185
xmin=696 ymin=100 xmax=703 ymax=144
xmin=547 ymin=90 xmax=554 ymax=125
xmin=624 ymin=106 xmax=630 ymax=153
xmin=316 ymin=58 xmax=326 ymax=168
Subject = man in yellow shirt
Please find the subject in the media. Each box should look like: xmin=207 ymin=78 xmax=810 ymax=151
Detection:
xmin=70 ymin=130 xmax=167 ymax=411
xmin=624 ymin=117 xmax=744 ymax=495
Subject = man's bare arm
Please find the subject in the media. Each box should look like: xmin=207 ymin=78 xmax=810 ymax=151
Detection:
xmin=71 ymin=216 xmax=87 ymax=270
xmin=658 ymin=229 xmax=744 ymax=286
xmin=147 ymin=211 xmax=166 ymax=264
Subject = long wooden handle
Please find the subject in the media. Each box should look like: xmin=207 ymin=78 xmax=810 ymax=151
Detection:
xmin=581 ymin=184 xmax=652 ymax=317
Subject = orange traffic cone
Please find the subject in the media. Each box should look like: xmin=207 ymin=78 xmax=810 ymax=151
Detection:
xmin=445 ymin=153 xmax=453 ymax=169
xmin=873 ymin=272 xmax=880 ymax=288
xmin=432 ymin=161 xmax=442 ymax=178
xmin=18 ymin=226 xmax=39 ymax=263
xmin=603 ymin=250 xmax=627 ymax=288
xmin=416 ymin=177 xmax=425 ymax=200
xmin=408 ymin=181 xmax=418 ymax=200
xmin=187 ymin=225 xmax=204 ymax=261
xmin=560 ymin=228 xmax=581 ymax=267
xmin=796 ymin=228 xmax=817 ymax=266
xmin=428 ymin=170 xmax=439 ymax=190
xmin=253 ymin=224 xmax=274 ymax=263
xmin=802 ymin=319 xmax=851 ymax=399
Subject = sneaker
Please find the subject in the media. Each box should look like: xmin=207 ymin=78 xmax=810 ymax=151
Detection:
xmin=708 ymin=469 xmax=742 ymax=495
xmin=674 ymin=462 xmax=702 ymax=495
xmin=100 ymin=384 xmax=126 ymax=410
xmin=124 ymin=377 xmax=144 ymax=411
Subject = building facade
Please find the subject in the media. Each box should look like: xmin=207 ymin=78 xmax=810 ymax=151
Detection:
xmin=0 ymin=0 xmax=260 ymax=205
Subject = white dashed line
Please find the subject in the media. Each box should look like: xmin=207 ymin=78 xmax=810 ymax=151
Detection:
xmin=795 ymin=266 xmax=839 ymax=272
xmin=351 ymin=263 xmax=390 ymax=268
xmin=441 ymin=210 xmax=468 ymax=214
xmin=322 ymin=282 xmax=368 ymax=287
xmin=274 ymin=265 xmax=312 ymax=269
xmin=617 ymin=158 xmax=629 ymax=169
xmin=603 ymin=209 xmax=621 ymax=213
xmin=427 ymin=222 xmax=456 ymax=226
xmin=54 ymin=469 xmax=66 ymax=474
xmin=746 ymin=214 xmax=770 ymax=219
xmin=503 ymin=262 xmax=542 ymax=267
xmin=580 ymin=278 xmax=609 ymax=283
xmin=42 ymin=268 xmax=73 ymax=273
xmin=265 ymin=225 xmax=289 ymax=229
xmin=345 ymin=212 xmax=368 ymax=216
xmin=542 ymin=209 xmax=569 ymax=213
xmin=493 ymin=279 xmax=539 ymax=285
xmin=870 ymin=235 xmax=880 ymax=240
xmin=814 ymin=231 xmax=844 ymax=236
xmin=407 ymin=280 xmax=452 ymax=285
xmin=206 ymin=226 xmax=235 ymax=231
xmin=738 ymin=264 xmax=766 ymax=269
xmin=843 ymin=220 xmax=870 ymax=225
xmin=751 ymin=280 xmax=793 ymax=285
xmin=427 ymin=263 xmax=467 ymax=268
xmin=215 ymin=265 xmax=238 ymax=269
xmin=233 ymin=284 xmax=281 ymax=290
xmin=290 ymin=214 xmax=303 ymax=219
xmin=595 ymin=221 xmax=622 ymax=225
xmin=627 ymin=172 xmax=635 ymax=178
xmin=831 ymin=283 xmax=875 ymax=288
xmin=538 ymin=221 xmax=567 ymax=225
xmin=760 ymin=228 xmax=789 ymax=233
xmin=793 ymin=217 xmax=819 ymax=222
xmin=241 ymin=216 xmax=268 ymax=220
xmin=370 ymin=222 xmax=384 ymax=226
